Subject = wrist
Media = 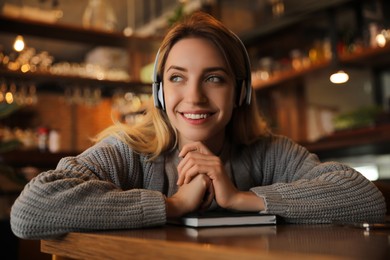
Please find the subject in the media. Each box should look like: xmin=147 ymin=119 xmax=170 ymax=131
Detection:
xmin=165 ymin=196 xmax=184 ymax=218
xmin=229 ymin=191 xmax=265 ymax=212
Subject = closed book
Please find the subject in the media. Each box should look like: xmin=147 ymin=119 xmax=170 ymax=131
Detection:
xmin=184 ymin=225 xmax=277 ymax=238
xmin=169 ymin=210 xmax=277 ymax=228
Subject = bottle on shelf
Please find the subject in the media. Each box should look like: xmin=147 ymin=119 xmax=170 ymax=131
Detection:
xmin=37 ymin=127 xmax=49 ymax=152
xmin=48 ymin=129 xmax=61 ymax=153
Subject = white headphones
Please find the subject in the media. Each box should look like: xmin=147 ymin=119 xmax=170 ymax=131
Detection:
xmin=152 ymin=32 xmax=252 ymax=110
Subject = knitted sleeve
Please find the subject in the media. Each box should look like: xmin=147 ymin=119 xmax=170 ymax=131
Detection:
xmin=10 ymin=136 xmax=166 ymax=239
xmin=249 ymin=135 xmax=386 ymax=223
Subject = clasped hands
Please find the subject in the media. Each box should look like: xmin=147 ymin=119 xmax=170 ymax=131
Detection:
xmin=165 ymin=142 xmax=265 ymax=218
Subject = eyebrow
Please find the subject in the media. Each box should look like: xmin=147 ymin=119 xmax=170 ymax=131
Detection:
xmin=166 ymin=65 xmax=229 ymax=74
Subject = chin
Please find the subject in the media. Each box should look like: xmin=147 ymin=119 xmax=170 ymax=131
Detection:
xmin=182 ymin=133 xmax=211 ymax=143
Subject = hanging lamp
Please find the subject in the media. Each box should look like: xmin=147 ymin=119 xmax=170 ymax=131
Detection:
xmin=327 ymin=9 xmax=349 ymax=84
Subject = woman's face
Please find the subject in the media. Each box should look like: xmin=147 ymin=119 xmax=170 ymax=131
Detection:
xmin=163 ymin=37 xmax=235 ymax=150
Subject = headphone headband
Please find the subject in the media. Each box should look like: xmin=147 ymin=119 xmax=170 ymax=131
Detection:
xmin=231 ymin=30 xmax=252 ymax=106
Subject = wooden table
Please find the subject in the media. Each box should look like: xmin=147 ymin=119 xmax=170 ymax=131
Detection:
xmin=41 ymin=224 xmax=390 ymax=260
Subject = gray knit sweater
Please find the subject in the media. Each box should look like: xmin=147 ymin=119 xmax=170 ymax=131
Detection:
xmin=10 ymin=134 xmax=386 ymax=239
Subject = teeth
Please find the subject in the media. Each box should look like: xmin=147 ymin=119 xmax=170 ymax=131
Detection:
xmin=183 ymin=113 xmax=209 ymax=119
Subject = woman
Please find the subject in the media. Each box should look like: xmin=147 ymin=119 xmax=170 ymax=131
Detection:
xmin=11 ymin=12 xmax=386 ymax=239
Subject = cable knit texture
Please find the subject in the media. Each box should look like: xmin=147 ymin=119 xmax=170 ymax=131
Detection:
xmin=10 ymin=134 xmax=386 ymax=239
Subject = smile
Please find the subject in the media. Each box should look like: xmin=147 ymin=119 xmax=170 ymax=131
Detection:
xmin=183 ymin=113 xmax=211 ymax=119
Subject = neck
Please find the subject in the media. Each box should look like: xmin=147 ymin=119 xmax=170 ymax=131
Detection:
xmin=205 ymin=135 xmax=226 ymax=156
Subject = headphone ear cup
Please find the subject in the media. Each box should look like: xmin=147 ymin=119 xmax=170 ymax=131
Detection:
xmin=236 ymin=80 xmax=247 ymax=107
xmin=158 ymin=82 xmax=165 ymax=110
xmin=245 ymin=81 xmax=252 ymax=105
xmin=152 ymin=48 xmax=166 ymax=110
xmin=152 ymin=81 xmax=161 ymax=108
xmin=239 ymin=80 xmax=247 ymax=106
xmin=153 ymin=81 xmax=165 ymax=110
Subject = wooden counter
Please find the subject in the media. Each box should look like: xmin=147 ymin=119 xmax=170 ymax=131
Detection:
xmin=41 ymin=224 xmax=390 ymax=260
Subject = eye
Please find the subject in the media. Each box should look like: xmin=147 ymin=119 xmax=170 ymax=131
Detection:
xmin=169 ymin=75 xmax=183 ymax=83
xmin=206 ymin=75 xmax=224 ymax=83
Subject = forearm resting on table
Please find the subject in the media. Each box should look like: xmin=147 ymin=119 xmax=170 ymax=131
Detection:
xmin=165 ymin=196 xmax=187 ymax=218
xmin=227 ymin=191 xmax=265 ymax=212
xmin=165 ymin=191 xmax=266 ymax=218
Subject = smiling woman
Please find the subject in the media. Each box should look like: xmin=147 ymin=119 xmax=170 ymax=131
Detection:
xmin=10 ymin=11 xmax=386 ymax=240
xmin=163 ymin=37 xmax=235 ymax=154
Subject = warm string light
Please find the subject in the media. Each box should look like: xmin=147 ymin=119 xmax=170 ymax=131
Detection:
xmin=13 ymin=35 xmax=25 ymax=52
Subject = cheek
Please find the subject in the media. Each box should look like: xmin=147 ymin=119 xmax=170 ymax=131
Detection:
xmin=217 ymin=88 xmax=235 ymax=109
xmin=163 ymin=87 xmax=179 ymax=117
xmin=224 ymin=89 xmax=236 ymax=118
xmin=163 ymin=87 xmax=175 ymax=108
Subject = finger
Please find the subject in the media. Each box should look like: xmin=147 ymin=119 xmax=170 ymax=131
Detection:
xmin=179 ymin=142 xmax=212 ymax=158
xmin=177 ymin=149 xmax=216 ymax=173
xmin=177 ymin=173 xmax=184 ymax=186
xmin=178 ymin=144 xmax=198 ymax=158
xmin=177 ymin=153 xmax=207 ymax=185
xmin=177 ymin=154 xmax=218 ymax=185
xmin=182 ymin=162 xmax=219 ymax=184
xmin=177 ymin=155 xmax=195 ymax=185
xmin=206 ymin=182 xmax=215 ymax=202
xmin=176 ymin=159 xmax=186 ymax=185
xmin=183 ymin=164 xmax=205 ymax=184
xmin=200 ymin=187 xmax=214 ymax=210
xmin=177 ymin=154 xmax=190 ymax=176
xmin=200 ymin=183 xmax=215 ymax=211
xmin=177 ymin=158 xmax=200 ymax=185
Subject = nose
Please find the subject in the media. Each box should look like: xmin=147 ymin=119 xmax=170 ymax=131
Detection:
xmin=184 ymin=79 xmax=207 ymax=104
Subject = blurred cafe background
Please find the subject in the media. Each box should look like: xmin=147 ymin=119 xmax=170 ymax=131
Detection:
xmin=0 ymin=0 xmax=390 ymax=259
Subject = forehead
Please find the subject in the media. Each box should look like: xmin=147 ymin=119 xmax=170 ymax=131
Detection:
xmin=165 ymin=37 xmax=227 ymax=68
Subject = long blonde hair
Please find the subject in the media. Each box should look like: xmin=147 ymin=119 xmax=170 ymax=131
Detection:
xmin=96 ymin=12 xmax=269 ymax=159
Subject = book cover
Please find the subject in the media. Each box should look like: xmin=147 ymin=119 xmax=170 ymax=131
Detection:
xmin=184 ymin=225 xmax=277 ymax=238
xmin=168 ymin=210 xmax=277 ymax=228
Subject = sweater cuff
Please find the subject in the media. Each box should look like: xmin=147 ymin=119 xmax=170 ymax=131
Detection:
xmin=141 ymin=191 xmax=166 ymax=226
xmin=250 ymin=186 xmax=288 ymax=215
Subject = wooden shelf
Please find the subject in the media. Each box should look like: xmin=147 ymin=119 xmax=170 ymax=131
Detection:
xmin=252 ymin=61 xmax=329 ymax=90
xmin=0 ymin=15 xmax=146 ymax=48
xmin=0 ymin=69 xmax=152 ymax=95
xmin=252 ymin=44 xmax=390 ymax=90
xmin=301 ymin=124 xmax=390 ymax=159
xmin=340 ymin=44 xmax=390 ymax=67
xmin=0 ymin=15 xmax=158 ymax=95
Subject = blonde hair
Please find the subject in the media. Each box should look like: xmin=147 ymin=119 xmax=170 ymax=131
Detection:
xmin=96 ymin=12 xmax=269 ymax=159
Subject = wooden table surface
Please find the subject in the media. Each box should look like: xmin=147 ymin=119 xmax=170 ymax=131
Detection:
xmin=41 ymin=224 xmax=390 ymax=260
